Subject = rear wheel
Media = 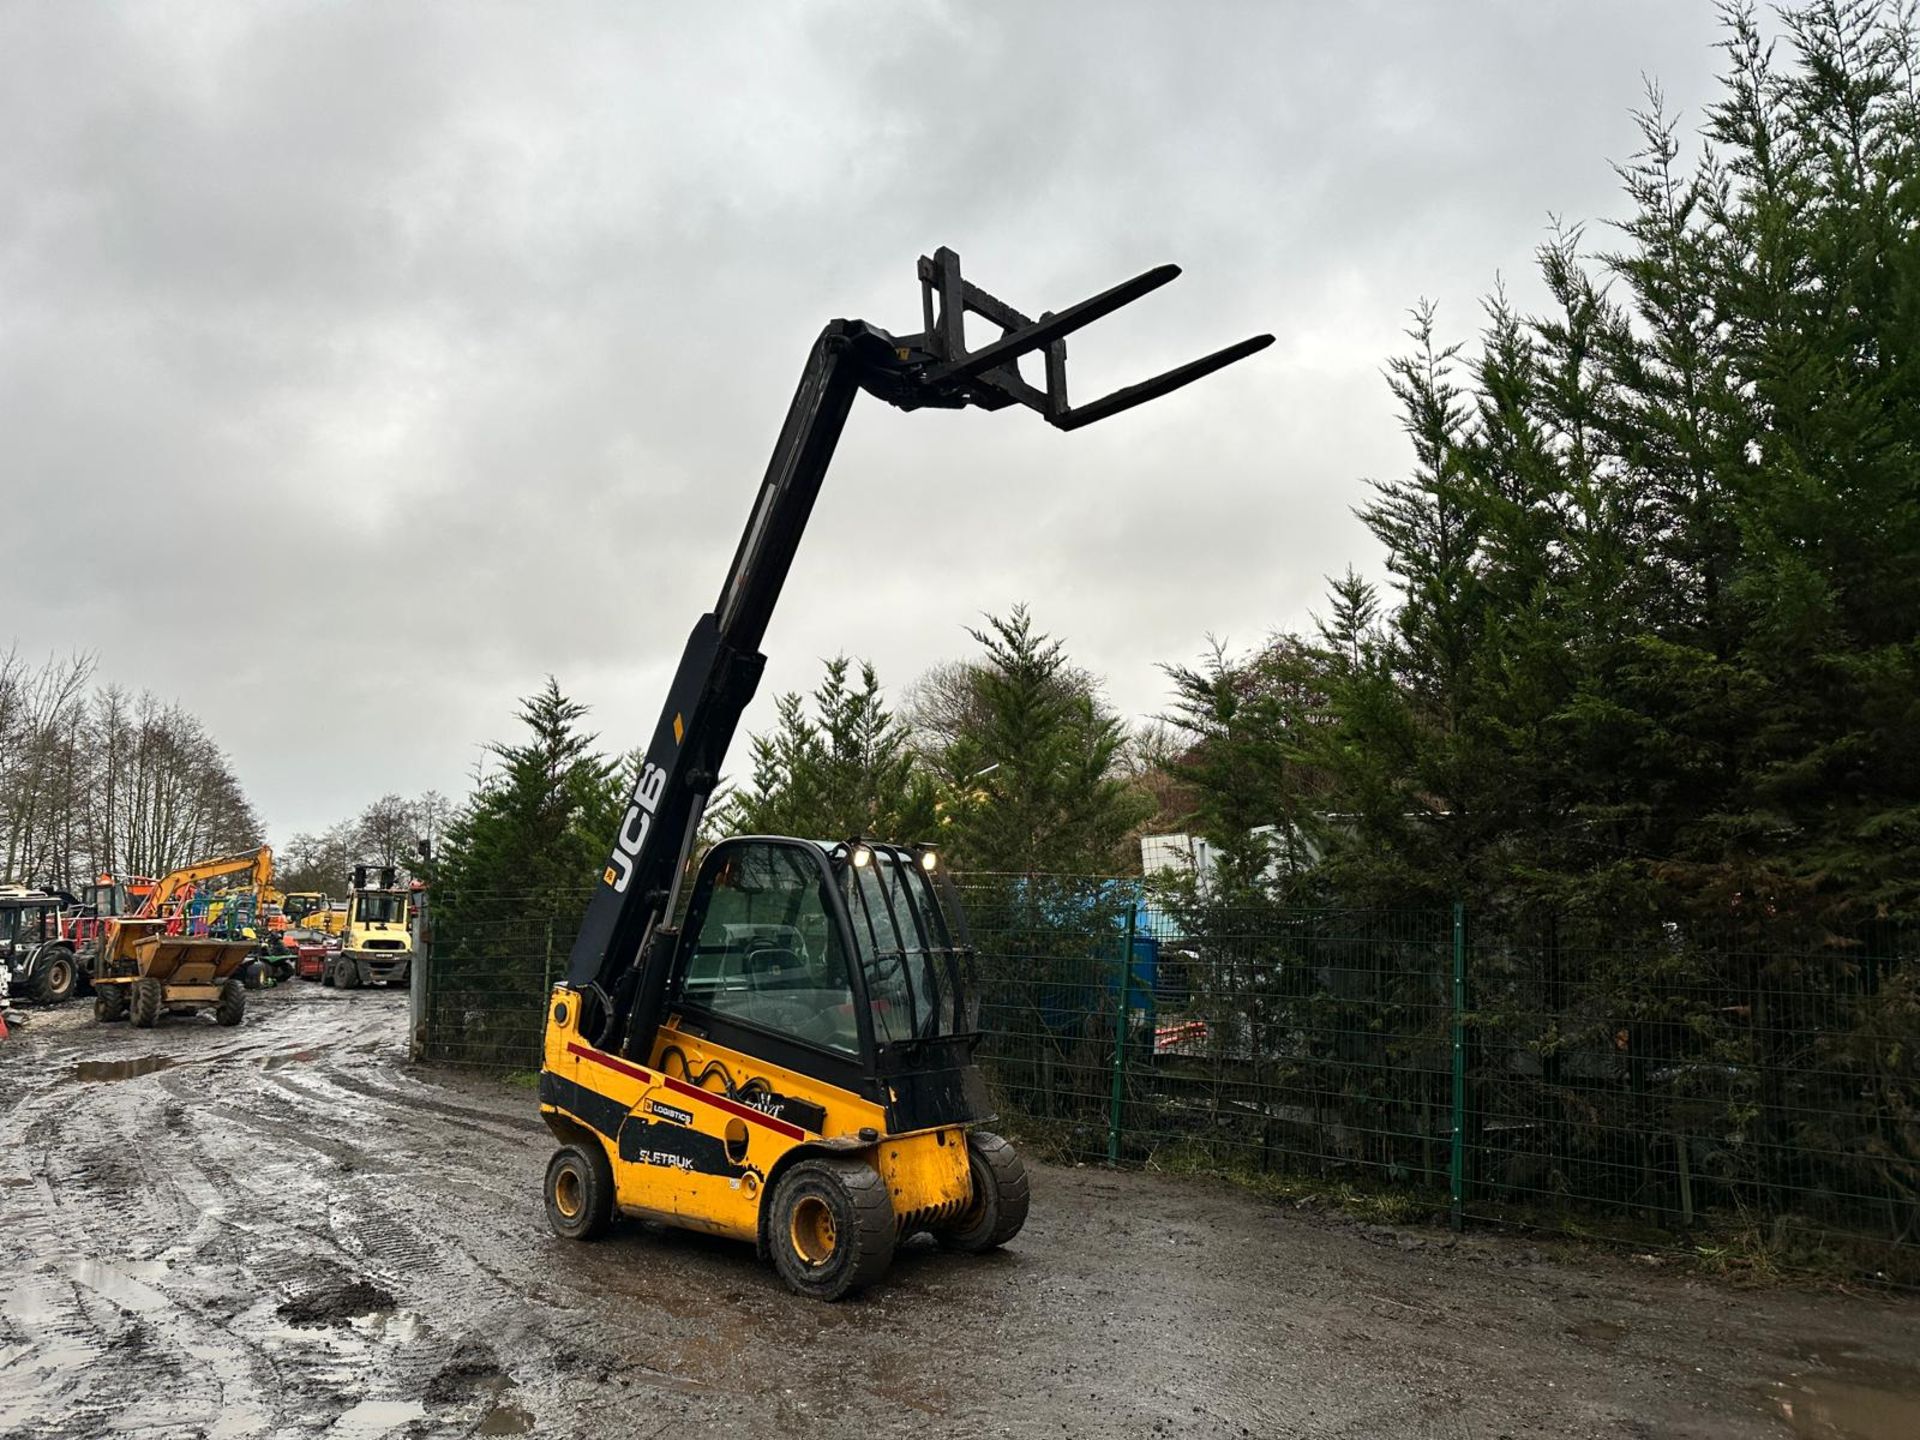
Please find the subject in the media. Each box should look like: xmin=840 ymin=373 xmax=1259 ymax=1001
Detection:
xmin=240 ymin=961 xmax=262 ymax=990
xmin=33 ymin=951 xmax=77 ymax=1004
xmin=215 ymin=978 xmax=246 ymax=1027
xmin=93 ymin=984 xmax=127 ymax=1023
xmin=768 ymin=1158 xmax=896 ymax=1301
xmin=933 ymin=1130 xmax=1030 ymax=1253
xmin=544 ymin=1143 xmax=614 ymax=1241
xmin=129 ymin=978 xmax=164 ymax=1029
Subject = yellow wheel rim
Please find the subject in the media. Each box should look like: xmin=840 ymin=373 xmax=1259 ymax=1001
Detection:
xmin=554 ymin=1165 xmax=584 ymax=1220
xmin=789 ymin=1195 xmax=837 ymax=1265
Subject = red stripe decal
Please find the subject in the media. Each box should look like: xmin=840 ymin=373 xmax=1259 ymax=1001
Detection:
xmin=568 ymin=1041 xmax=805 ymax=1140
xmin=567 ymin=1041 xmax=652 ymax=1085
xmin=663 ymin=1074 xmax=805 ymax=1140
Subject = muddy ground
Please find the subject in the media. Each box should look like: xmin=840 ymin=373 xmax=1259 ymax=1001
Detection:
xmin=2 ymin=988 xmax=1918 ymax=1439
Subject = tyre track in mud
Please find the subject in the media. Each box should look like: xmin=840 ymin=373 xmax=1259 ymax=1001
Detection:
xmin=0 ymin=990 xmax=529 ymax=1439
xmin=6 ymin=985 xmax=1920 ymax=1438
xmin=0 ymin=989 xmax=762 ymax=1439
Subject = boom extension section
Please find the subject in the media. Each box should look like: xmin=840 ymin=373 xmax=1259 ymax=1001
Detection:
xmin=566 ymin=248 xmax=1272 ymax=1055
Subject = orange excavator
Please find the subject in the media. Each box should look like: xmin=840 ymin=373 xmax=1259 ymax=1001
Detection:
xmin=92 ymin=846 xmax=274 ymax=1028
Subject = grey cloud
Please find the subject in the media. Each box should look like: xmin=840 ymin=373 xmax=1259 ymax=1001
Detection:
xmin=1 ymin=1 xmax=1727 ymax=841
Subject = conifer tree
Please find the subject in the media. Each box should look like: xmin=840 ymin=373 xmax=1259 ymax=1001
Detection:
xmin=719 ymin=656 xmax=935 ymax=842
xmin=928 ymin=607 xmax=1145 ymax=874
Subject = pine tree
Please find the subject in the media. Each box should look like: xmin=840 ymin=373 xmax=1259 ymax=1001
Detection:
xmin=720 ymin=656 xmax=935 ymax=842
xmin=433 ymin=679 xmax=623 ymax=915
xmin=928 ymin=607 xmax=1145 ymax=874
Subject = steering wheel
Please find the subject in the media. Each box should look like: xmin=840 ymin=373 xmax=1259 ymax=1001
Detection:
xmin=742 ymin=945 xmax=802 ymax=989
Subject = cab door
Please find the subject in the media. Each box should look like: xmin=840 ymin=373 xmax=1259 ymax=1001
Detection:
xmin=662 ymin=838 xmax=878 ymax=1107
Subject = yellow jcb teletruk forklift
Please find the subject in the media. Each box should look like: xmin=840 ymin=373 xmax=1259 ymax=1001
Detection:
xmin=539 ymin=248 xmax=1270 ymax=1299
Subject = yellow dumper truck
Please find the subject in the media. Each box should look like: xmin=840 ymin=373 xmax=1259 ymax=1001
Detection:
xmin=91 ymin=847 xmax=275 ymax=1028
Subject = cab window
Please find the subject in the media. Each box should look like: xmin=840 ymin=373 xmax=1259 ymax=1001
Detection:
xmin=679 ymin=843 xmax=859 ymax=1056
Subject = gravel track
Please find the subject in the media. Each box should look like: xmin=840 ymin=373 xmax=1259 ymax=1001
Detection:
xmin=2 ymin=985 xmax=1918 ymax=1438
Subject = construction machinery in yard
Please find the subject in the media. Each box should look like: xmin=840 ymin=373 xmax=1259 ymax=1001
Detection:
xmin=289 ymin=933 xmax=334 ymax=981
xmin=0 ymin=884 xmax=82 ymax=1004
xmin=63 ymin=872 xmax=157 ymax=964
xmin=327 ymin=866 xmax=412 ymax=989
xmin=139 ymin=846 xmax=276 ymax=929
xmin=538 ymin=248 xmax=1270 ymax=1299
xmin=281 ymin=891 xmax=332 ymax=929
xmin=91 ymin=846 xmax=275 ymax=1027
xmin=299 ymin=898 xmax=349 ymax=938
xmin=91 ymin=918 xmax=254 ymax=1027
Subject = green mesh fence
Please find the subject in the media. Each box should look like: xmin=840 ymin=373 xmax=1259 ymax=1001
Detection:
xmin=418 ymin=878 xmax=1919 ymax=1275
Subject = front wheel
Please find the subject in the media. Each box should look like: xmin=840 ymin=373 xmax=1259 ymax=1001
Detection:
xmin=215 ymin=978 xmax=246 ymax=1027
xmin=129 ymin=978 xmax=164 ymax=1029
xmin=933 ymin=1130 xmax=1030 ymax=1254
xmin=768 ymin=1158 xmax=896 ymax=1301
xmin=544 ymin=1143 xmax=614 ymax=1241
xmin=94 ymin=984 xmax=128 ymax=1023
xmin=335 ymin=959 xmax=361 ymax=990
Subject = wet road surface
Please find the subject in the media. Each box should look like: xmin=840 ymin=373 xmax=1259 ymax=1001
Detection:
xmin=3 ymin=985 xmax=1919 ymax=1438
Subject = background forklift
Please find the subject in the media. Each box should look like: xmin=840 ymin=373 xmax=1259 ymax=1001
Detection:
xmin=325 ymin=865 xmax=412 ymax=989
xmin=539 ymin=249 xmax=1270 ymax=1298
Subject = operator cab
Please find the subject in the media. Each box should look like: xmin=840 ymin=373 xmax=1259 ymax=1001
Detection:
xmin=283 ymin=892 xmax=327 ymax=926
xmin=0 ymin=885 xmax=79 ymax=1003
xmin=350 ymin=890 xmax=408 ymax=928
xmin=0 ymin=887 xmax=64 ymax=951
xmin=666 ymin=838 xmax=987 ymax=1132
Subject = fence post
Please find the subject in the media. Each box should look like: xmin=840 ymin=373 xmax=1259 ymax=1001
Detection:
xmin=1108 ymin=901 xmax=1136 ymax=1165
xmin=408 ymin=891 xmax=429 ymax=1062
xmin=1449 ymin=900 xmax=1467 ymax=1233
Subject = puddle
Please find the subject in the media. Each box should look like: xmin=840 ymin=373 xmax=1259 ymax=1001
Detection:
xmin=0 ymin=1276 xmax=67 ymax=1327
xmin=72 ymin=1055 xmax=175 ymax=1082
xmin=477 ymin=1401 xmax=534 ymax=1435
xmin=67 ymin=1259 xmax=171 ymax=1313
xmin=1771 ymin=1353 xmax=1920 ymax=1440
xmin=325 ymin=1398 xmax=426 ymax=1438
xmin=349 ymin=1308 xmax=425 ymax=1345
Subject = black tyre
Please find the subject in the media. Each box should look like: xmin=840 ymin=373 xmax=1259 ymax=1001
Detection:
xmin=768 ymin=1158 xmax=896 ymax=1301
xmin=544 ymin=1143 xmax=615 ymax=1241
xmin=93 ymin=984 xmax=128 ymax=1023
xmin=320 ymin=962 xmax=336 ymax=988
xmin=336 ymin=958 xmax=362 ymax=990
xmin=129 ymin=978 xmax=164 ymax=1030
xmin=240 ymin=961 xmax=262 ymax=991
xmin=215 ymin=978 xmax=246 ymax=1028
xmin=33 ymin=951 xmax=77 ymax=1005
xmin=933 ymin=1130 xmax=1030 ymax=1254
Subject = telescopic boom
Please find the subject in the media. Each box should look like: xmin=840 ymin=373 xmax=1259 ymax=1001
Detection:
xmin=565 ymin=248 xmax=1272 ymax=1055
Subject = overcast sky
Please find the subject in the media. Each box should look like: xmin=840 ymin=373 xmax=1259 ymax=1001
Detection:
xmin=1 ymin=2 xmax=1732 ymax=844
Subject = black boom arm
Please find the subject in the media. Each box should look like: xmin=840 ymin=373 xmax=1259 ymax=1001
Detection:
xmin=564 ymin=248 xmax=1272 ymax=1055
